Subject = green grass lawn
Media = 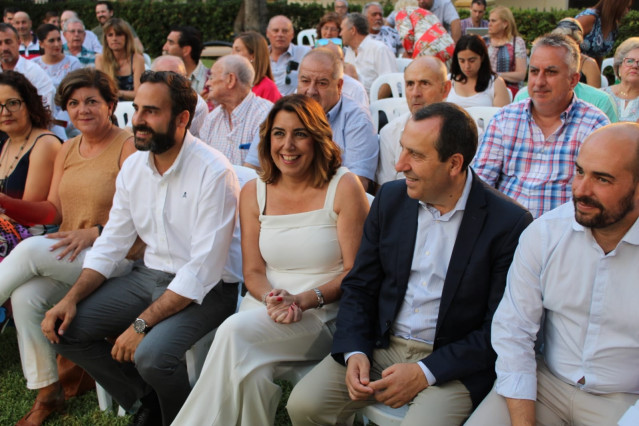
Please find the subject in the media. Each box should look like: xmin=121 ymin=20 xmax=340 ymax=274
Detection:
xmin=0 ymin=325 xmax=299 ymax=426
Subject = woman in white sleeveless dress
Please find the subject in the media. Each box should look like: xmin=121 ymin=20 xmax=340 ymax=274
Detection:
xmin=172 ymin=95 xmax=370 ymax=425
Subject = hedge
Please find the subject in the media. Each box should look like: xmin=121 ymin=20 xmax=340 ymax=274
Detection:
xmin=4 ymin=0 xmax=637 ymax=59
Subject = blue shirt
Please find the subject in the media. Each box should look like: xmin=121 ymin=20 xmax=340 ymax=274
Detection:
xmin=245 ymin=95 xmax=379 ymax=180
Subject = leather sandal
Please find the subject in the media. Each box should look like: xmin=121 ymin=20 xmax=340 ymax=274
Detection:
xmin=15 ymin=392 xmax=65 ymax=426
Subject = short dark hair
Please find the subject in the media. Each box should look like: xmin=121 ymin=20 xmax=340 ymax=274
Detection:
xmin=0 ymin=23 xmax=19 ymax=38
xmin=450 ymin=35 xmax=494 ymax=92
xmin=36 ymin=23 xmax=58 ymax=43
xmin=171 ymin=25 xmax=203 ymax=64
xmin=0 ymin=71 xmax=52 ymax=129
xmin=345 ymin=13 xmax=368 ymax=36
xmin=140 ymin=70 xmax=197 ymax=129
xmin=96 ymin=1 xmax=114 ymax=13
xmin=56 ymin=68 xmax=119 ymax=119
xmin=3 ymin=7 xmax=18 ymax=18
xmin=471 ymin=0 xmax=487 ymax=7
xmin=258 ymin=94 xmax=342 ymax=186
xmin=413 ymin=102 xmax=477 ymax=171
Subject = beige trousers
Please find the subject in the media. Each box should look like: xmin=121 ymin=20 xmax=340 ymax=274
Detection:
xmin=287 ymin=335 xmax=473 ymax=426
xmin=465 ymin=359 xmax=639 ymax=426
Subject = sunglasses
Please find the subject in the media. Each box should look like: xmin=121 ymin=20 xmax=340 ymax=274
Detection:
xmin=315 ymin=38 xmax=342 ymax=48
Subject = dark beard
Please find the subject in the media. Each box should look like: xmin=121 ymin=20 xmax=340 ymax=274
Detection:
xmin=573 ymin=188 xmax=636 ymax=228
xmin=132 ymin=119 xmax=176 ymax=155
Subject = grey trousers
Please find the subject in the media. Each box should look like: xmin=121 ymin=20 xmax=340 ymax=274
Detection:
xmin=54 ymin=264 xmax=238 ymax=425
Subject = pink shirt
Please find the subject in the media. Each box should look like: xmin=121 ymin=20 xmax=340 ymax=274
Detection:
xmin=252 ymin=76 xmax=282 ymax=103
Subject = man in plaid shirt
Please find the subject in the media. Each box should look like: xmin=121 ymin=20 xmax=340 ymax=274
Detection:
xmin=474 ymin=34 xmax=609 ymax=218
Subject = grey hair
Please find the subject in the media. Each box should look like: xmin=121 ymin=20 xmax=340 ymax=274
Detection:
xmin=344 ymin=13 xmax=368 ymax=36
xmin=363 ymin=2 xmax=383 ymax=14
xmin=336 ymin=0 xmax=349 ymax=7
xmin=531 ymin=33 xmax=580 ymax=75
xmin=63 ymin=17 xmax=85 ymax=32
xmin=218 ymin=55 xmax=255 ymax=87
xmin=302 ymin=47 xmax=344 ymax=80
xmin=152 ymin=55 xmax=187 ymax=76
xmin=614 ymin=37 xmax=639 ymax=79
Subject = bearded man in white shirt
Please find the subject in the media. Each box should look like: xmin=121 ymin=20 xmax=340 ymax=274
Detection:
xmin=42 ymin=71 xmax=242 ymax=426
xmin=467 ymin=122 xmax=639 ymax=426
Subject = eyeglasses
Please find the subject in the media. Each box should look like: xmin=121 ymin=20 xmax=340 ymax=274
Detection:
xmin=315 ymin=38 xmax=343 ymax=48
xmin=622 ymin=57 xmax=639 ymax=68
xmin=0 ymin=98 xmax=23 ymax=114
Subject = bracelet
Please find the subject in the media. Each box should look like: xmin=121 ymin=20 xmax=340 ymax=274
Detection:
xmin=95 ymin=224 xmax=104 ymax=235
xmin=261 ymin=291 xmax=270 ymax=305
xmin=313 ymin=288 xmax=325 ymax=309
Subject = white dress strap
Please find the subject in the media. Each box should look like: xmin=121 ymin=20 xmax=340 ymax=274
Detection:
xmin=256 ymin=177 xmax=267 ymax=214
xmin=322 ymin=167 xmax=348 ymax=212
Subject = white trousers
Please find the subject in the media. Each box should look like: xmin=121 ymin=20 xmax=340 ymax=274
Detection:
xmin=172 ymin=295 xmax=335 ymax=426
xmin=1 ymin=236 xmax=131 ymax=388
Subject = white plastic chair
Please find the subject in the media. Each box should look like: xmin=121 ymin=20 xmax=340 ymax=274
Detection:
xmin=297 ymin=29 xmax=316 ymax=47
xmin=395 ymin=58 xmax=412 ymax=72
xmin=369 ymin=73 xmax=406 ymax=103
xmin=113 ymin=101 xmax=135 ymax=128
xmin=370 ymin=98 xmax=409 ymax=133
xmin=360 ymin=403 xmax=409 ymax=426
xmin=601 ymin=57 xmax=615 ymax=86
xmin=466 ymin=106 xmax=501 ymax=133
xmin=143 ymin=53 xmax=151 ymax=70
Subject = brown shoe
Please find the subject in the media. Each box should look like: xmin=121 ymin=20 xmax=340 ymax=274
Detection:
xmin=15 ymin=392 xmax=64 ymax=426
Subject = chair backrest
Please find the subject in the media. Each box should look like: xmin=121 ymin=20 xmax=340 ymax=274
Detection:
xmin=369 ymin=98 xmax=409 ymax=133
xmin=601 ymin=57 xmax=615 ymax=86
xmin=297 ymin=29 xmax=316 ymax=47
xmin=369 ymin=72 xmax=406 ymax=103
xmin=396 ymin=58 xmax=412 ymax=72
xmin=114 ymin=101 xmax=135 ymax=128
xmin=465 ymin=106 xmax=501 ymax=133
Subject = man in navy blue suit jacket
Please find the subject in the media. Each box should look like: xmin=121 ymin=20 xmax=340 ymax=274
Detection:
xmin=288 ymin=102 xmax=533 ymax=425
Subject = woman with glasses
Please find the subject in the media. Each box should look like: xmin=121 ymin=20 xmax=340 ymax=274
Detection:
xmin=551 ymin=18 xmax=601 ymax=89
xmin=316 ymin=12 xmax=341 ymax=40
xmin=0 ymin=71 xmax=61 ymax=260
xmin=602 ymin=38 xmax=639 ymax=122
xmin=232 ymin=31 xmax=281 ymax=103
xmin=0 ymin=68 xmax=139 ymax=426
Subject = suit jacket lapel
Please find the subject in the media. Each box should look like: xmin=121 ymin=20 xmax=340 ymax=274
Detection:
xmin=395 ymin=192 xmax=419 ymax=295
xmin=436 ymin=172 xmax=487 ymax=334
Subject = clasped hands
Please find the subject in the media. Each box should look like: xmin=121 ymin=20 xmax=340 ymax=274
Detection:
xmin=265 ymin=289 xmax=302 ymax=324
xmin=345 ymin=353 xmax=429 ymax=408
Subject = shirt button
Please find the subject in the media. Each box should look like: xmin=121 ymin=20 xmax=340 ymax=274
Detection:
xmin=421 ymin=282 xmax=426 ymax=286
xmin=414 ymin=308 xmax=419 ymax=313
xmin=425 ymin=251 xmax=430 ymax=256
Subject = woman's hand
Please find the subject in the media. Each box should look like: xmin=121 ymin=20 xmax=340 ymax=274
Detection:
xmin=266 ymin=289 xmax=303 ymax=324
xmin=45 ymin=227 xmax=99 ymax=262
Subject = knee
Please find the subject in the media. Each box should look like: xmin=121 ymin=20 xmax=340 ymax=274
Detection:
xmin=287 ymin=382 xmax=322 ymax=424
xmin=134 ymin=343 xmax=183 ymax=383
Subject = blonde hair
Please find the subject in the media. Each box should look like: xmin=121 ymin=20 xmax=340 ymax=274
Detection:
xmin=489 ymin=6 xmax=519 ymax=39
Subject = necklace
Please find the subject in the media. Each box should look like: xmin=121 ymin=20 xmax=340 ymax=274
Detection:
xmin=0 ymin=127 xmax=33 ymax=194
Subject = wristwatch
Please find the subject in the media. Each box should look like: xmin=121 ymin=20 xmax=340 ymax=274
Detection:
xmin=133 ymin=318 xmax=152 ymax=334
xmin=313 ymin=288 xmax=325 ymax=309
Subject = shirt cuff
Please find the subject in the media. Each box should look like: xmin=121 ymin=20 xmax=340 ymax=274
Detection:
xmin=418 ymin=361 xmax=436 ymax=385
xmin=344 ymin=351 xmax=365 ymax=364
xmin=495 ymin=371 xmax=538 ymax=401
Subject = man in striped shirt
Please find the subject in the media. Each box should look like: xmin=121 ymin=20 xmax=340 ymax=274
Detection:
xmin=474 ymin=34 xmax=609 ymax=218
